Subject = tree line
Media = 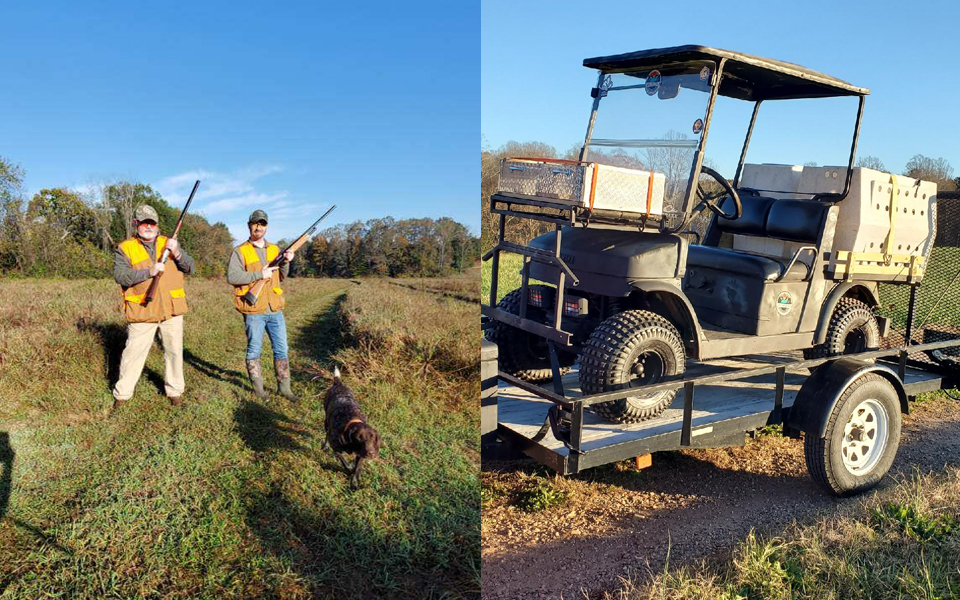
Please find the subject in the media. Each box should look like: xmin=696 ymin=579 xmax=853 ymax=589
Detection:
xmin=481 ymin=136 xmax=960 ymax=250
xmin=0 ymin=156 xmax=478 ymax=279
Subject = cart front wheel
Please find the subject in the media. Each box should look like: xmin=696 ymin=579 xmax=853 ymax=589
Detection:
xmin=579 ymin=310 xmax=685 ymax=423
xmin=804 ymin=373 xmax=901 ymax=497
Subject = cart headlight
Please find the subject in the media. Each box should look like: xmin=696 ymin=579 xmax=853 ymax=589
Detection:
xmin=529 ymin=289 xmax=543 ymax=307
xmin=563 ymin=297 xmax=588 ymax=317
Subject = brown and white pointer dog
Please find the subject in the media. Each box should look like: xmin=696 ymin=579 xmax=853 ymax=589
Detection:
xmin=323 ymin=367 xmax=381 ymax=490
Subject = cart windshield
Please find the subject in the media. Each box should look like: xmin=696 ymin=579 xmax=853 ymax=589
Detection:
xmin=587 ymin=61 xmax=714 ymax=211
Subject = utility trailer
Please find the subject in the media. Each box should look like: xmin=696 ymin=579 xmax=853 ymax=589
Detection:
xmin=492 ymin=346 xmax=956 ymax=495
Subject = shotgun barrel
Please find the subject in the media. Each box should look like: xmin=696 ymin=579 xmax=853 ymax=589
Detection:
xmin=241 ymin=205 xmax=337 ymax=306
xmin=143 ymin=180 xmax=200 ymax=304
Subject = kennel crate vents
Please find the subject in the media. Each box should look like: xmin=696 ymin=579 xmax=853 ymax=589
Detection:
xmin=740 ymin=164 xmax=936 ymax=283
xmin=497 ymin=158 xmax=667 ymax=216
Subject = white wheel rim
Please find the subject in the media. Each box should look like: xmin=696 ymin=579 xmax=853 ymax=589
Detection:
xmin=840 ymin=398 xmax=889 ymax=475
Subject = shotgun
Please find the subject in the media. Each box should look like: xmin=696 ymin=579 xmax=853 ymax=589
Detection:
xmin=143 ymin=180 xmax=200 ymax=304
xmin=242 ymin=204 xmax=337 ymax=306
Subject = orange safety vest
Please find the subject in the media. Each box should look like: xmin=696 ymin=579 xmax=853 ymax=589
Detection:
xmin=118 ymin=235 xmax=188 ymax=323
xmin=233 ymin=241 xmax=285 ymax=314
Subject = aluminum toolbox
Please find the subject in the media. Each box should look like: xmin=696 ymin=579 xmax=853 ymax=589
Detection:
xmin=497 ymin=158 xmax=667 ymax=216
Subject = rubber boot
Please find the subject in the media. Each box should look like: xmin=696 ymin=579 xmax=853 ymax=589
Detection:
xmin=245 ymin=359 xmax=269 ymax=400
xmin=275 ymin=358 xmax=298 ymax=401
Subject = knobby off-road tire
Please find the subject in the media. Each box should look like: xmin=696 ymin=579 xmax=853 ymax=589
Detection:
xmin=804 ymin=373 xmax=901 ymax=497
xmin=484 ymin=286 xmax=575 ymax=382
xmin=804 ymin=297 xmax=881 ymax=367
xmin=579 ymin=310 xmax=685 ymax=423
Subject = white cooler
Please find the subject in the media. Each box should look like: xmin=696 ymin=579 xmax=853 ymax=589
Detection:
xmin=498 ymin=158 xmax=667 ymax=216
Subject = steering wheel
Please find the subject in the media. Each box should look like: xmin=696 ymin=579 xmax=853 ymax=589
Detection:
xmin=696 ymin=166 xmax=742 ymax=220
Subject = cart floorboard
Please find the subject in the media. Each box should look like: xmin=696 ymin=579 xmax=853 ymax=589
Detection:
xmin=496 ymin=353 xmax=945 ymax=473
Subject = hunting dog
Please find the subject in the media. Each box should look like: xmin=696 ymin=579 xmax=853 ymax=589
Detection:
xmin=323 ymin=367 xmax=381 ymax=490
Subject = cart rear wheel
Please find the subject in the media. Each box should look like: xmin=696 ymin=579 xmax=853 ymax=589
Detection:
xmin=804 ymin=297 xmax=880 ymax=367
xmin=484 ymin=286 xmax=576 ymax=382
xmin=579 ymin=310 xmax=685 ymax=423
xmin=804 ymin=373 xmax=901 ymax=497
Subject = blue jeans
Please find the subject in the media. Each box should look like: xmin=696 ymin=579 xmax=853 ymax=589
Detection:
xmin=244 ymin=312 xmax=289 ymax=360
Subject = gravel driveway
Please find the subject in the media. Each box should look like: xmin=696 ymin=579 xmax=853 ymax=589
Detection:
xmin=481 ymin=395 xmax=960 ymax=599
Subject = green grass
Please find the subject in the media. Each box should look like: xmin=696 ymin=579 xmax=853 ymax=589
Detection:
xmin=514 ymin=479 xmax=569 ymax=513
xmin=0 ymin=277 xmax=478 ymax=599
xmin=480 ymin=253 xmax=551 ymax=305
xmin=606 ymin=467 xmax=960 ymax=600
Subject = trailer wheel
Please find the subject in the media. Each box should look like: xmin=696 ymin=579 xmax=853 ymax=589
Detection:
xmin=484 ymin=286 xmax=575 ymax=382
xmin=579 ymin=310 xmax=685 ymax=423
xmin=804 ymin=373 xmax=901 ymax=497
xmin=804 ymin=298 xmax=881 ymax=367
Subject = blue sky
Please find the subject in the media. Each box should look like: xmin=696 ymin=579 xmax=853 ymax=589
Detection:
xmin=2 ymin=1 xmax=478 ymax=242
xmin=482 ymin=0 xmax=960 ymax=180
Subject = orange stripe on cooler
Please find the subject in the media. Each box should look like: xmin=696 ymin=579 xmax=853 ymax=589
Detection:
xmin=589 ymin=163 xmax=599 ymax=210
xmin=645 ymin=171 xmax=655 ymax=218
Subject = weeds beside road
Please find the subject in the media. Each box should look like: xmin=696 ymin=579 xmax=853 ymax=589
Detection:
xmin=0 ymin=277 xmax=478 ymax=599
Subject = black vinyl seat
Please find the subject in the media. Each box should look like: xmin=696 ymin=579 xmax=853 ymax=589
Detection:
xmin=687 ymin=245 xmax=810 ymax=281
xmin=687 ymin=194 xmax=828 ymax=282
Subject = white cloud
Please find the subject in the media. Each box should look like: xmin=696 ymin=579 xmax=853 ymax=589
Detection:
xmin=203 ymin=191 xmax=289 ymax=213
xmin=151 ymin=163 xmax=322 ymax=243
xmin=154 ymin=164 xmax=285 ymax=207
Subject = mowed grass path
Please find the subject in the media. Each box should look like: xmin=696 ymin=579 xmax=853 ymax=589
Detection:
xmin=0 ymin=277 xmax=478 ymax=599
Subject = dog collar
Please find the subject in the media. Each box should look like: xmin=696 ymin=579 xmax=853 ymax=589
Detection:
xmin=341 ymin=418 xmax=363 ymax=435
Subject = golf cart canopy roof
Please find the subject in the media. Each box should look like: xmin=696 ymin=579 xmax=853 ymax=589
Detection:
xmin=583 ymin=45 xmax=869 ymax=101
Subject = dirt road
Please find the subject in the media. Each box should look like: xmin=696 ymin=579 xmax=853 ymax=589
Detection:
xmin=481 ymin=396 xmax=960 ymax=599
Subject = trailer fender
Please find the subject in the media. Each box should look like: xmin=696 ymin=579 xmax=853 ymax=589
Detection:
xmin=628 ymin=280 xmax=703 ymax=359
xmin=814 ymin=283 xmax=882 ymax=345
xmin=784 ymin=357 xmax=907 ymax=438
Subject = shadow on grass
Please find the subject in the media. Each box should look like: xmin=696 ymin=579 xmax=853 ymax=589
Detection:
xmin=244 ymin=479 xmax=479 ymax=600
xmin=0 ymin=432 xmax=11 ymax=521
xmin=0 ymin=432 xmax=71 ymax=597
xmin=183 ymin=348 xmax=248 ymax=391
xmin=233 ymin=400 xmax=309 ymax=453
xmin=292 ymin=292 xmax=347 ymax=372
xmin=75 ymin=319 xmax=165 ymax=394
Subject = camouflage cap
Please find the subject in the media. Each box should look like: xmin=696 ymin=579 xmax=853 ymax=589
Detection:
xmin=133 ymin=205 xmax=159 ymax=223
xmin=248 ymin=209 xmax=268 ymax=224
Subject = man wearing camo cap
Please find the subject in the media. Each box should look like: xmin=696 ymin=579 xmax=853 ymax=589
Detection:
xmin=112 ymin=204 xmax=195 ymax=410
xmin=227 ymin=209 xmax=298 ymax=401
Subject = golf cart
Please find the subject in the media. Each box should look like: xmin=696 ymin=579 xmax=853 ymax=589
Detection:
xmin=483 ymin=45 xmax=937 ymax=425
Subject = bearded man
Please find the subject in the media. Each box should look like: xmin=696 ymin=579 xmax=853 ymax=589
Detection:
xmin=112 ymin=204 xmax=195 ymax=409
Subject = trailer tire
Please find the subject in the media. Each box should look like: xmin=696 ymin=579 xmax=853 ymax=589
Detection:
xmin=804 ymin=298 xmax=880 ymax=368
xmin=484 ymin=286 xmax=575 ymax=382
xmin=804 ymin=373 xmax=901 ymax=497
xmin=580 ymin=310 xmax=685 ymax=423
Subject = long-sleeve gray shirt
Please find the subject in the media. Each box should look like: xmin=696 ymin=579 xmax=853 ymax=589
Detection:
xmin=226 ymin=241 xmax=290 ymax=286
xmin=113 ymin=238 xmax=195 ymax=287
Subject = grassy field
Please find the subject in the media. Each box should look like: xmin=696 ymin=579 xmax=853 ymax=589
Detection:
xmin=480 ymin=253 xmax=551 ymax=306
xmin=607 ymin=465 xmax=960 ymax=600
xmin=0 ymin=276 xmax=478 ymax=599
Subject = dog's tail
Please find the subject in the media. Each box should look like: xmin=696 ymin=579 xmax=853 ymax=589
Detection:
xmin=333 ymin=366 xmax=341 ymax=383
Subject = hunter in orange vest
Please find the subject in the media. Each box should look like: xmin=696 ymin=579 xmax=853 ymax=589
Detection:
xmin=112 ymin=204 xmax=195 ymax=410
xmin=227 ymin=209 xmax=298 ymax=401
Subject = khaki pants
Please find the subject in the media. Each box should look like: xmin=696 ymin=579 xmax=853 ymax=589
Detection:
xmin=112 ymin=315 xmax=185 ymax=401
